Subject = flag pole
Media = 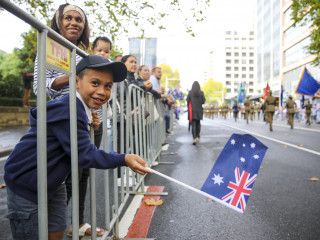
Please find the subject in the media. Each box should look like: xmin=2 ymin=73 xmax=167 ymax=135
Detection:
xmin=146 ymin=167 xmax=243 ymax=213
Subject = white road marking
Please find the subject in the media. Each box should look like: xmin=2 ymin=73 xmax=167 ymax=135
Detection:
xmin=254 ymin=121 xmax=320 ymax=133
xmin=216 ymin=122 xmax=320 ymax=156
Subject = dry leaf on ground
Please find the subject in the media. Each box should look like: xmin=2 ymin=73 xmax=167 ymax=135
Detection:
xmin=145 ymin=198 xmax=163 ymax=206
xmin=309 ymin=177 xmax=319 ymax=182
xmin=299 ymin=144 xmax=304 ymax=147
xmin=0 ymin=184 xmax=6 ymax=189
xmin=282 ymin=145 xmax=287 ymax=148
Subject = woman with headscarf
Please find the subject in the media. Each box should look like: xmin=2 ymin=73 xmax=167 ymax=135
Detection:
xmin=187 ymin=81 xmax=206 ymax=145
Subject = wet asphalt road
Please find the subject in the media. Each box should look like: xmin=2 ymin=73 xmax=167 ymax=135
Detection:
xmin=0 ymin=115 xmax=320 ymax=239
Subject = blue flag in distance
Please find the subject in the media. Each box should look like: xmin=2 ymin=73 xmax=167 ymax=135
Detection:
xmin=295 ymin=67 xmax=320 ymax=98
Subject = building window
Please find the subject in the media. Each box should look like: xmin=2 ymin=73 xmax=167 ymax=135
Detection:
xmin=249 ymin=60 xmax=254 ymax=64
xmin=235 ymin=74 xmax=239 ymax=78
xmin=242 ymin=52 xmax=246 ymax=57
xmin=234 ymin=67 xmax=239 ymax=71
xmin=249 ymin=38 xmax=254 ymax=41
xmin=227 ymin=88 xmax=231 ymax=93
xmin=226 ymin=31 xmax=232 ymax=35
xmin=242 ymin=67 xmax=246 ymax=71
xmin=225 ymin=38 xmax=232 ymax=40
xmin=226 ymin=52 xmax=231 ymax=56
xmin=250 ymin=31 xmax=254 ymax=35
xmin=249 ymin=81 xmax=254 ymax=86
xmin=226 ymin=74 xmax=231 ymax=78
xmin=235 ymin=59 xmax=239 ymax=64
xmin=242 ymin=74 xmax=246 ymax=78
xmin=234 ymin=88 xmax=238 ymax=92
xmin=235 ymin=38 xmax=239 ymax=40
xmin=249 ymin=74 xmax=254 ymax=78
xmin=242 ymin=38 xmax=246 ymax=40
xmin=226 ymin=59 xmax=231 ymax=64
xmin=235 ymin=52 xmax=239 ymax=57
xmin=249 ymin=89 xmax=253 ymax=93
xmin=249 ymin=67 xmax=254 ymax=71
xmin=250 ymin=52 xmax=254 ymax=57
xmin=226 ymin=81 xmax=231 ymax=85
xmin=226 ymin=66 xmax=231 ymax=71
xmin=242 ymin=59 xmax=246 ymax=64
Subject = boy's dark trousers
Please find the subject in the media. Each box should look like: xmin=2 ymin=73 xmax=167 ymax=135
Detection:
xmin=65 ymin=123 xmax=103 ymax=225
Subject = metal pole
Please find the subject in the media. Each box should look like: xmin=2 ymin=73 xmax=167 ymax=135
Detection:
xmin=37 ymin=28 xmax=48 ymax=240
xmin=90 ymin=128 xmax=97 ymax=240
xmin=69 ymin=49 xmax=80 ymax=240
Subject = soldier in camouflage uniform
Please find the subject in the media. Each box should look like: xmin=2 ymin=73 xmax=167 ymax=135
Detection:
xmin=244 ymin=97 xmax=251 ymax=124
xmin=303 ymin=100 xmax=312 ymax=125
xmin=285 ymin=95 xmax=296 ymax=129
xmin=264 ymin=90 xmax=277 ymax=131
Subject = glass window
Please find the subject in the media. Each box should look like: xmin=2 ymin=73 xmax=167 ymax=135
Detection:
xmin=235 ymin=52 xmax=239 ymax=56
xmin=249 ymin=89 xmax=253 ymax=93
xmin=242 ymin=74 xmax=246 ymax=78
xmin=242 ymin=59 xmax=246 ymax=64
xmin=285 ymin=37 xmax=311 ymax=66
xmin=250 ymin=60 xmax=254 ymax=64
xmin=249 ymin=81 xmax=254 ymax=86
xmin=227 ymin=88 xmax=231 ymax=93
xmin=226 ymin=81 xmax=231 ymax=85
xmin=226 ymin=52 xmax=231 ymax=56
xmin=242 ymin=67 xmax=246 ymax=71
xmin=235 ymin=59 xmax=239 ymax=64
xmin=226 ymin=31 xmax=232 ymax=35
xmin=226 ymin=59 xmax=231 ymax=64
xmin=249 ymin=67 xmax=254 ymax=71
xmin=249 ymin=74 xmax=254 ymax=78
xmin=234 ymin=67 xmax=239 ymax=71
xmin=226 ymin=74 xmax=231 ymax=78
xmin=250 ymin=52 xmax=254 ymax=57
xmin=226 ymin=67 xmax=231 ymax=71
xmin=250 ymin=31 xmax=254 ymax=35
xmin=242 ymin=38 xmax=246 ymax=40
xmin=235 ymin=74 xmax=239 ymax=78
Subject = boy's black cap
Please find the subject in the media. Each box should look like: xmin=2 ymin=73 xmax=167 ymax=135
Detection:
xmin=76 ymin=55 xmax=127 ymax=82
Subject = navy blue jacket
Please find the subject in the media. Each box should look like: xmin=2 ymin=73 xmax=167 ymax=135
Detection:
xmin=4 ymin=94 xmax=126 ymax=203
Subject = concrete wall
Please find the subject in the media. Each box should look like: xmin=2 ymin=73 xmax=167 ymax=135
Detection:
xmin=0 ymin=107 xmax=29 ymax=127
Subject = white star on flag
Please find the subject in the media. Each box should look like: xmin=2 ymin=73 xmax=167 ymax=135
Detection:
xmin=250 ymin=143 xmax=256 ymax=149
xmin=240 ymin=157 xmax=246 ymax=162
xmin=242 ymin=144 xmax=246 ymax=147
xmin=253 ymin=154 xmax=259 ymax=159
xmin=231 ymin=139 xmax=236 ymax=145
xmin=212 ymin=173 xmax=224 ymax=186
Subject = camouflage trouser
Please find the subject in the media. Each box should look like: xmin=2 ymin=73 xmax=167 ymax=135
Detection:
xmin=288 ymin=113 xmax=294 ymax=129
xmin=266 ymin=111 xmax=274 ymax=131
xmin=306 ymin=113 xmax=311 ymax=124
xmin=245 ymin=110 xmax=250 ymax=123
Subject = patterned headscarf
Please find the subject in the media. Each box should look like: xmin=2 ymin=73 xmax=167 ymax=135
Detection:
xmin=55 ymin=5 xmax=86 ymax=30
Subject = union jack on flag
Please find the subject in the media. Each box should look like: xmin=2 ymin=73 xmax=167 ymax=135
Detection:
xmin=201 ymin=134 xmax=268 ymax=213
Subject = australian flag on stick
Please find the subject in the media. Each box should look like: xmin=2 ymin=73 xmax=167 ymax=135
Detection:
xmin=201 ymin=134 xmax=268 ymax=213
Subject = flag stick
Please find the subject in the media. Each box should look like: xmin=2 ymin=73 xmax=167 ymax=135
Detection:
xmin=146 ymin=167 xmax=243 ymax=213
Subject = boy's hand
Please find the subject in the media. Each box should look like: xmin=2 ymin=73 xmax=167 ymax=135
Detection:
xmin=125 ymin=154 xmax=153 ymax=175
xmin=91 ymin=112 xmax=100 ymax=131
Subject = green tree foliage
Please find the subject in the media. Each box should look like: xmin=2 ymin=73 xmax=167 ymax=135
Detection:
xmin=16 ymin=28 xmax=37 ymax=72
xmin=0 ymin=51 xmax=24 ymax=97
xmin=158 ymin=63 xmax=180 ymax=89
xmin=202 ymin=78 xmax=225 ymax=105
xmin=291 ymin=0 xmax=320 ymax=66
xmin=9 ymin=0 xmax=210 ymax=40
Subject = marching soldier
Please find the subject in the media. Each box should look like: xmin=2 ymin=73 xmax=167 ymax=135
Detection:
xmin=244 ymin=97 xmax=251 ymax=124
xmin=303 ymin=100 xmax=312 ymax=125
xmin=250 ymin=102 xmax=255 ymax=121
xmin=264 ymin=90 xmax=277 ymax=131
xmin=285 ymin=95 xmax=297 ymax=129
xmin=254 ymin=103 xmax=261 ymax=120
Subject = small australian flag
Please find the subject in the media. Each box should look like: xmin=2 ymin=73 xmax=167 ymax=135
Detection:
xmin=201 ymin=134 xmax=268 ymax=213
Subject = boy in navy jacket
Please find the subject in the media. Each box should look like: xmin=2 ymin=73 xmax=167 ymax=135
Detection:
xmin=4 ymin=55 xmax=152 ymax=240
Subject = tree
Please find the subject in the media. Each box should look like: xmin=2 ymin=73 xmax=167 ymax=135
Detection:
xmin=202 ymin=78 xmax=225 ymax=105
xmin=158 ymin=63 xmax=180 ymax=89
xmin=8 ymin=0 xmax=210 ymax=41
xmin=291 ymin=0 xmax=320 ymax=66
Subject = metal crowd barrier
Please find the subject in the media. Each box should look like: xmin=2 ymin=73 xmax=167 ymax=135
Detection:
xmin=0 ymin=1 xmax=167 ymax=239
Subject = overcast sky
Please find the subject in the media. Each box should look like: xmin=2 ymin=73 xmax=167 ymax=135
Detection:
xmin=0 ymin=0 xmax=254 ymax=91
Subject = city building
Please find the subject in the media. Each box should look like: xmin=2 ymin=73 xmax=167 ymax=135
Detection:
xmin=211 ymin=30 xmax=256 ymax=102
xmin=129 ymin=38 xmax=157 ymax=68
xmin=281 ymin=0 xmax=320 ymax=101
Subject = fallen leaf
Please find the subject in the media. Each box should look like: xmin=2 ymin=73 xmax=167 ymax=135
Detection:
xmin=309 ymin=177 xmax=319 ymax=182
xmin=260 ymin=166 xmax=263 ymax=169
xmin=0 ymin=184 xmax=6 ymax=189
xmin=282 ymin=145 xmax=287 ymax=148
xmin=174 ymin=152 xmax=178 ymax=155
xmin=299 ymin=144 xmax=304 ymax=147
xmin=145 ymin=198 xmax=163 ymax=206
xmin=207 ymin=198 xmax=213 ymax=202
xmin=284 ymin=133 xmax=289 ymax=136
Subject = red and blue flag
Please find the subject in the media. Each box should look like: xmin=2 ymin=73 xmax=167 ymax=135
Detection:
xmin=201 ymin=134 xmax=268 ymax=213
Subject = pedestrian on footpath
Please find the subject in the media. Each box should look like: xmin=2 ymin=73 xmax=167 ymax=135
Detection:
xmin=264 ymin=90 xmax=277 ymax=131
xmin=232 ymin=101 xmax=239 ymax=122
xmin=303 ymin=100 xmax=312 ymax=125
xmin=187 ymin=81 xmax=206 ymax=145
xmin=286 ymin=95 xmax=297 ymax=129
xmin=4 ymin=55 xmax=152 ymax=240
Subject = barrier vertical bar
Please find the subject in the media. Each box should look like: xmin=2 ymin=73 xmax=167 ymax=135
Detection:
xmin=37 ymin=28 xmax=48 ymax=240
xmin=90 ymin=128 xmax=97 ymax=240
xmin=69 ymin=49 xmax=80 ymax=240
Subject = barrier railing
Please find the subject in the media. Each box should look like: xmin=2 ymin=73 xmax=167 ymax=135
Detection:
xmin=0 ymin=1 xmax=169 ymax=239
